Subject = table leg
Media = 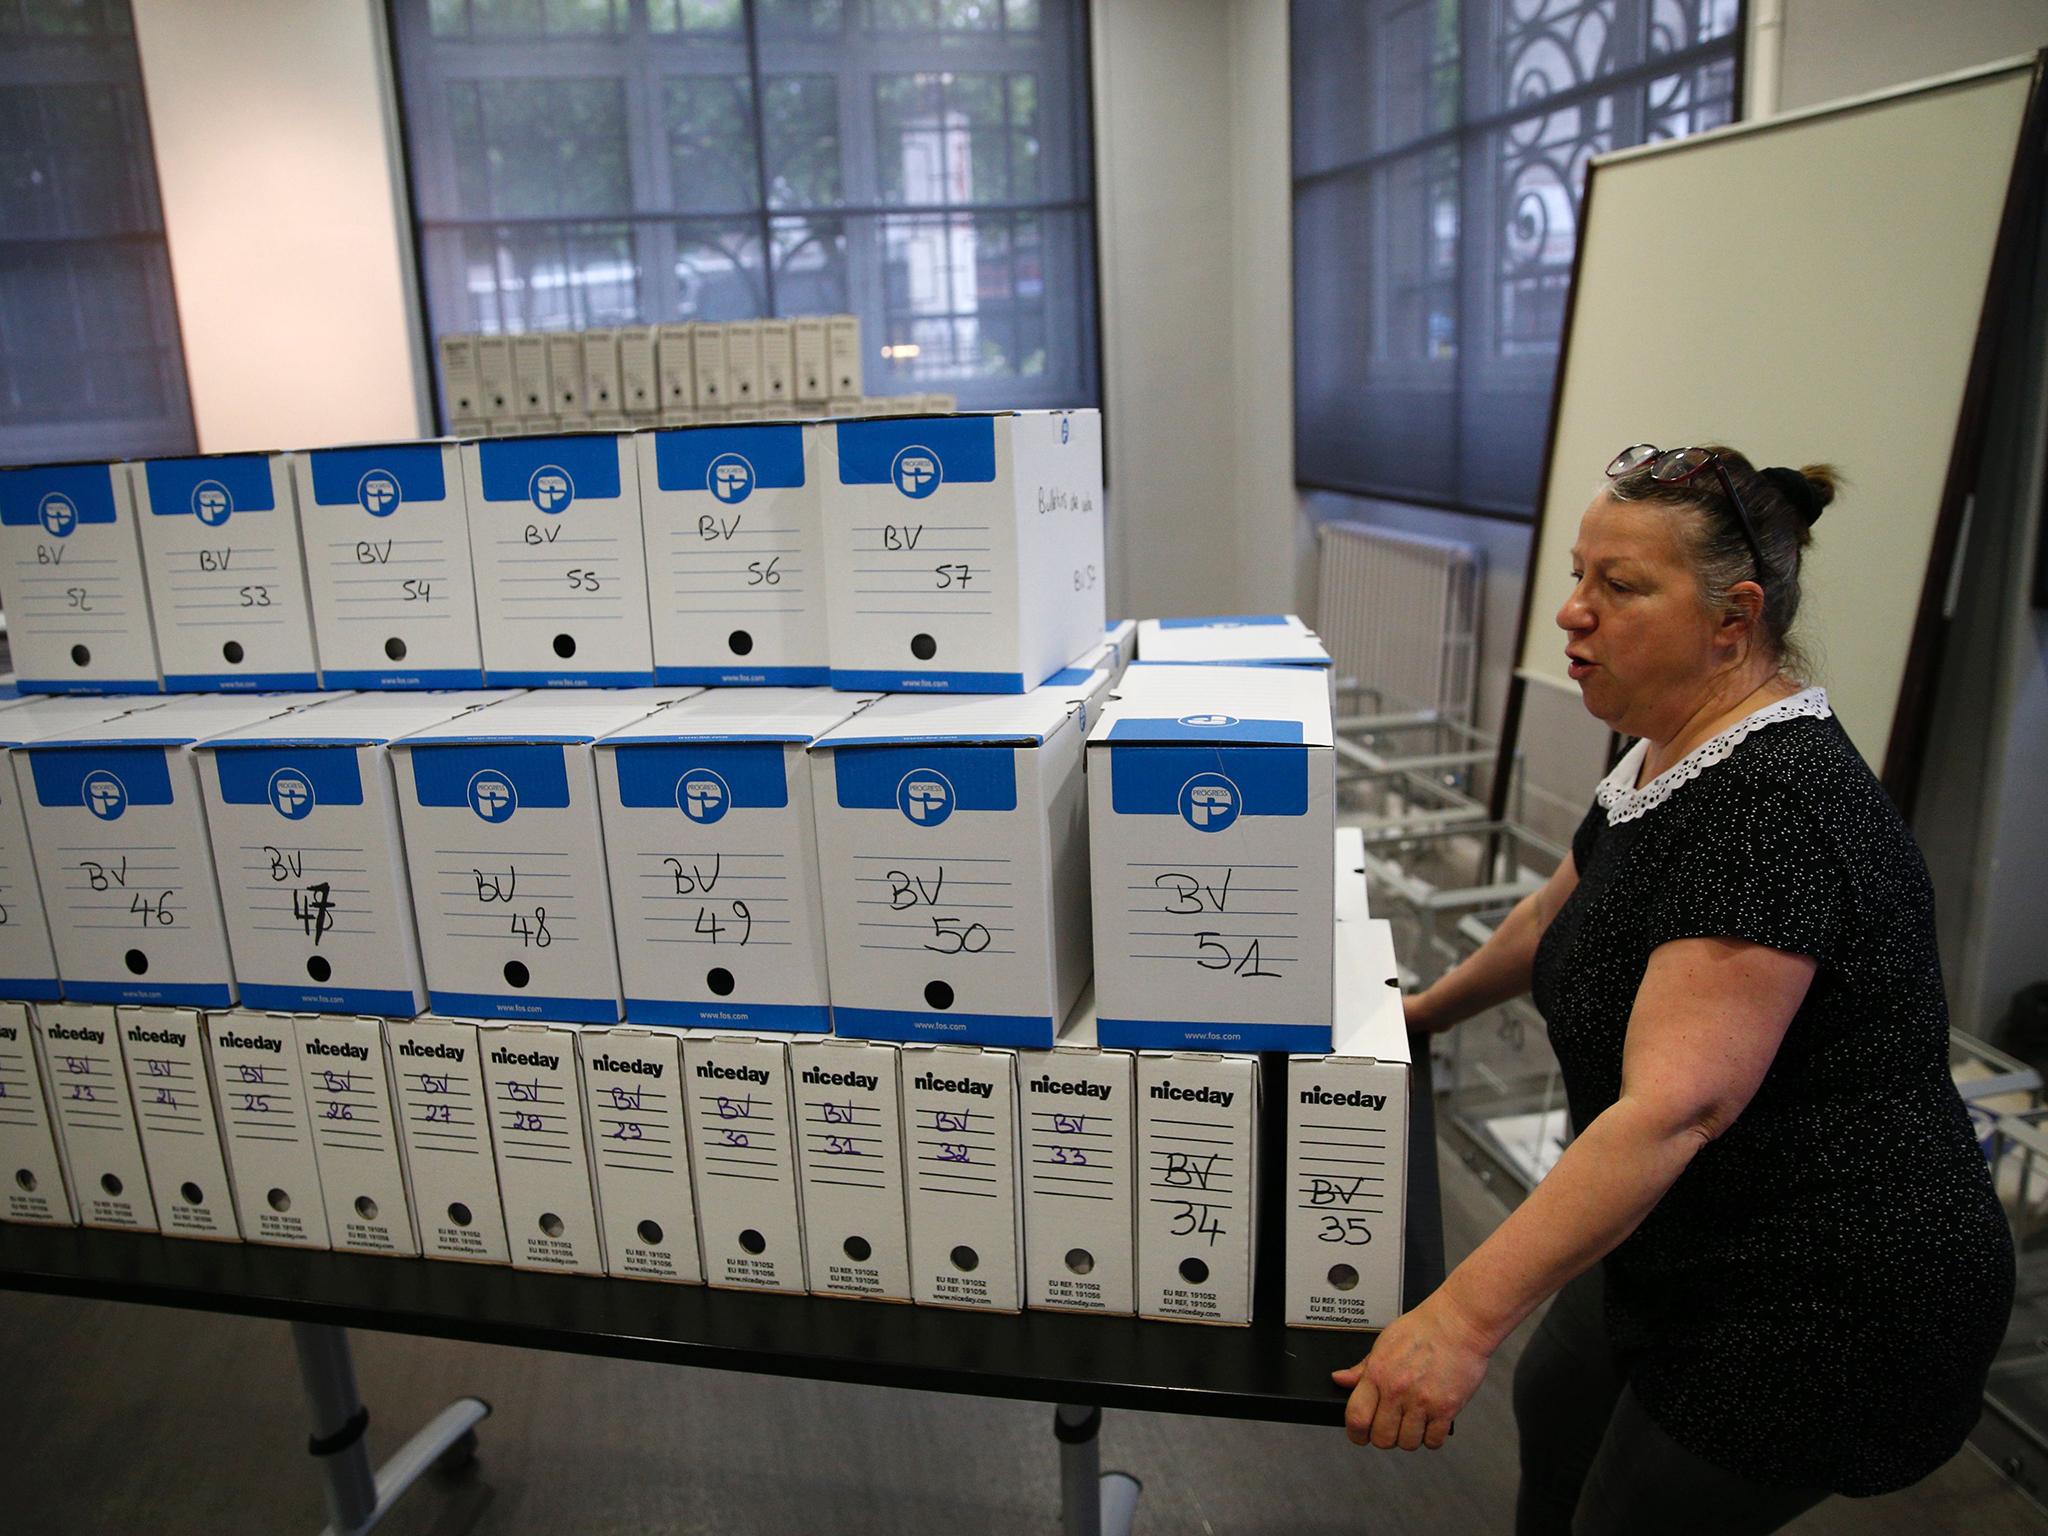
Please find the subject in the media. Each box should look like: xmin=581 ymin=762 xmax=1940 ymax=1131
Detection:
xmin=1054 ymin=1404 xmax=1142 ymax=1536
xmin=291 ymin=1321 xmax=492 ymax=1536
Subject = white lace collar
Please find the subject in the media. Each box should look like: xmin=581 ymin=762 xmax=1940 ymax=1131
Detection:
xmin=1595 ymin=687 xmax=1832 ymax=825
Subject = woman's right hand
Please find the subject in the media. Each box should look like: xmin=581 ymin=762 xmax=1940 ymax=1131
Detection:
xmin=1404 ymin=987 xmax=1455 ymax=1036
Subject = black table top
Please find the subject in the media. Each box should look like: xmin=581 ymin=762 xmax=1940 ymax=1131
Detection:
xmin=0 ymin=1051 xmax=1444 ymax=1427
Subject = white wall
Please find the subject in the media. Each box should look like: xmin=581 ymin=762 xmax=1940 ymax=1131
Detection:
xmin=1777 ymin=0 xmax=2048 ymax=112
xmin=132 ymin=0 xmax=430 ymax=454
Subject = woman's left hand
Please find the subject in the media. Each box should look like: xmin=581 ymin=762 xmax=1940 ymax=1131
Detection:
xmin=1331 ymin=1292 xmax=1493 ymax=1450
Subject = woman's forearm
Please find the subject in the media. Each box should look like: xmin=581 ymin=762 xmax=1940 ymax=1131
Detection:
xmin=1434 ymin=1095 xmax=1707 ymax=1351
xmin=1412 ymin=884 xmax=1547 ymax=1030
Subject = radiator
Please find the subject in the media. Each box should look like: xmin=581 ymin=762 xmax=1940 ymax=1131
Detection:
xmin=1313 ymin=521 xmax=1481 ymax=722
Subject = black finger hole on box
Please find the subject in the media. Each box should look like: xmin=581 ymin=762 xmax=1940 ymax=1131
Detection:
xmin=307 ymin=955 xmax=332 ymax=983
xmin=385 ymin=636 xmax=408 ymax=661
xmin=910 ymin=632 xmax=938 ymax=661
xmin=637 ymin=1219 xmax=664 ymax=1246
xmin=1065 ymin=1247 xmax=1095 ymax=1276
xmin=706 ymin=967 xmax=735 ymax=997
xmin=539 ymin=1211 xmax=564 ymax=1238
xmin=727 ymin=629 xmax=754 ymax=657
xmin=1329 ymin=1263 xmax=1360 ymax=1292
xmin=355 ymin=1195 xmax=380 ymax=1222
xmin=448 ymin=1201 xmax=473 ymax=1228
xmin=924 ymin=980 xmax=954 ymax=1011
xmin=843 ymin=1235 xmax=873 ymax=1263
xmin=949 ymin=1244 xmax=980 ymax=1273
xmin=552 ymin=633 xmax=577 ymax=659
xmin=71 ymin=644 xmax=90 ymax=667
xmin=1386 ymin=976 xmax=1400 ymax=988
xmin=100 ymin=1173 xmax=123 ymax=1197
xmin=268 ymin=1187 xmax=292 ymax=1213
xmin=180 ymin=1180 xmax=203 ymax=1206
xmin=504 ymin=960 xmax=530 ymax=989
xmin=124 ymin=949 xmax=148 ymax=975
xmin=17 ymin=1169 xmax=38 ymax=1193
xmin=739 ymin=1228 xmax=767 ymax=1255
xmin=223 ymin=640 xmax=245 ymax=665
xmin=1178 ymin=1257 xmax=1210 ymax=1286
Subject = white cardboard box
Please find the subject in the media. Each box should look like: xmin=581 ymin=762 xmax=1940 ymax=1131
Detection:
xmin=656 ymin=324 xmax=696 ymax=415
xmin=1088 ymin=664 xmax=1336 ymax=1052
xmin=793 ymin=318 xmax=828 ymax=403
xmin=474 ymin=336 xmax=516 ymax=419
xmin=826 ymin=314 xmax=861 ymax=399
xmin=900 ymin=1042 xmax=1023 ymax=1311
xmin=36 ymin=1001 xmax=157 ymax=1230
xmin=1136 ymin=613 xmax=1328 ymax=666
xmin=692 ymin=324 xmax=730 ymax=413
xmin=635 ymin=422 xmax=831 ymax=685
xmin=1105 ymin=619 xmax=1137 ymax=673
xmin=617 ymin=326 xmax=659 ymax=417
xmin=461 ymin=432 xmax=657 ymax=686
xmin=1285 ymin=905 xmax=1410 ymax=1329
xmin=384 ymin=1015 xmax=510 ymax=1263
xmin=725 ymin=322 xmax=762 ymax=409
xmin=297 ymin=1011 xmax=420 ymax=1257
xmin=197 ymin=689 xmax=510 ymax=1016
xmin=788 ymin=1033 xmax=910 ymax=1300
xmin=1016 ymin=994 xmax=1136 ymax=1315
xmin=0 ymin=460 xmax=162 ymax=694
xmin=683 ymin=1027 xmax=806 ymax=1292
xmin=0 ymin=695 xmax=171 ymax=1002
xmin=293 ymin=441 xmax=488 ymax=688
xmin=817 ymin=410 xmax=1104 ymax=693
xmin=1135 ymin=1048 xmax=1259 ymax=1324
xmin=546 ymin=333 xmax=586 ymax=419
xmin=393 ymin=689 xmax=693 ymax=1023
xmin=479 ymin=1020 xmax=605 ymax=1274
xmin=598 ymin=687 xmax=870 ymax=1031
xmin=580 ymin=328 xmax=622 ymax=416
xmin=0 ymin=1000 xmax=75 ymax=1225
xmin=19 ymin=693 xmax=323 ymax=1007
xmin=118 ymin=1004 xmax=239 ymax=1239
xmin=758 ymin=320 xmax=794 ymax=408
xmin=205 ymin=1008 xmax=330 ymax=1248
xmin=439 ymin=335 xmax=483 ymax=424
xmin=809 ymin=687 xmax=1091 ymax=1049
xmin=511 ymin=334 xmax=553 ymax=420
xmin=578 ymin=1025 xmax=703 ymax=1283
xmin=132 ymin=453 xmax=321 ymax=690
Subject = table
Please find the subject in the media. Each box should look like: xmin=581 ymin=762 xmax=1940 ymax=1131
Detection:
xmin=0 ymin=1051 xmax=1445 ymax=1534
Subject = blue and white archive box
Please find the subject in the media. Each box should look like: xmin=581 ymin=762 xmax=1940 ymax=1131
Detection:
xmin=0 ymin=460 xmax=162 ymax=694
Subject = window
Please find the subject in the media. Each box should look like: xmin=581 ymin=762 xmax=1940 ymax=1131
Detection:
xmin=390 ymin=0 xmax=1099 ymax=420
xmin=1292 ymin=0 xmax=1742 ymax=517
xmin=0 ymin=0 xmax=195 ymax=467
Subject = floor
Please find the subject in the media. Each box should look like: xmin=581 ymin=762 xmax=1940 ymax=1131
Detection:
xmin=2 ymin=1141 xmax=2042 ymax=1534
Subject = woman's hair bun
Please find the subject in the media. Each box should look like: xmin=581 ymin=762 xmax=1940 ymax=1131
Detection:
xmin=1760 ymin=464 xmax=1839 ymax=527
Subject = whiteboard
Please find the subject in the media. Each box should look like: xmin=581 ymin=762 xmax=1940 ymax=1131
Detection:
xmin=1512 ymin=56 xmax=2042 ymax=791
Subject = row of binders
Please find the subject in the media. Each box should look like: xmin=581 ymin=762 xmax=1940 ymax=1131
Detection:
xmin=436 ymin=315 xmax=917 ymax=433
xmin=0 ymin=407 xmax=1103 ymax=697
xmin=0 ymin=832 xmax=1409 ymax=1328
xmin=0 ymin=631 xmax=1346 ymax=1055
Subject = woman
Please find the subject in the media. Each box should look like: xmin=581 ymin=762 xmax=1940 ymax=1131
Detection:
xmin=1333 ymin=445 xmax=2015 ymax=1534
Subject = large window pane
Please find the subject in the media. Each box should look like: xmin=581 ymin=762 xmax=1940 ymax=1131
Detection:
xmin=664 ymin=76 xmax=758 ymax=212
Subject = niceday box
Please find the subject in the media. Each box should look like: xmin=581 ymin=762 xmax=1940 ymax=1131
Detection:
xmin=480 ymin=1020 xmax=605 ymax=1274
xmin=598 ymin=687 xmax=871 ymax=1032
xmin=1135 ymin=1048 xmax=1259 ymax=1325
xmin=36 ymin=1001 xmax=157 ymax=1230
xmin=788 ymin=1034 xmax=910 ymax=1301
xmin=684 ymin=1027 xmax=806 ymax=1293
xmin=0 ymin=695 xmax=169 ymax=1001
xmin=460 ymin=432 xmax=657 ymax=686
xmin=394 ymin=689 xmax=694 ymax=1023
xmin=20 ymin=693 xmax=323 ymax=1007
xmin=1088 ymin=665 xmax=1336 ymax=1052
xmin=205 ymin=1009 xmax=331 ymax=1248
xmin=0 ymin=460 xmax=161 ymax=693
xmin=809 ymin=687 xmax=1092 ymax=1049
xmin=383 ymin=1015 xmax=511 ymax=1263
xmin=1016 ymin=996 xmax=1136 ymax=1316
xmin=293 ymin=442 xmax=488 ymax=688
xmin=0 ymin=1000 xmax=75 ymax=1225
xmin=578 ymin=1025 xmax=703 ymax=1284
xmin=817 ymin=410 xmax=1105 ymax=693
xmin=636 ymin=422 xmax=830 ymax=686
xmin=118 ymin=1004 xmax=239 ymax=1240
xmin=132 ymin=452 xmax=321 ymax=690
xmin=1286 ymin=911 xmax=1410 ymax=1330
xmin=900 ymin=1042 xmax=1023 ymax=1312
xmin=197 ymin=690 xmax=511 ymax=1016
xmin=297 ymin=1012 xmax=420 ymax=1257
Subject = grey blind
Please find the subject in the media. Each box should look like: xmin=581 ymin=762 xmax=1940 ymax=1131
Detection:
xmin=1292 ymin=0 xmax=1742 ymax=517
xmin=391 ymin=0 xmax=1099 ymax=418
xmin=0 ymin=0 xmax=194 ymax=467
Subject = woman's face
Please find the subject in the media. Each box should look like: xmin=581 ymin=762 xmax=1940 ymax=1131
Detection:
xmin=1555 ymin=493 xmax=1728 ymax=741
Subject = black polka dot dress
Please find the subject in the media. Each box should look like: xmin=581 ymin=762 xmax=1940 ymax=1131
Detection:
xmin=1530 ymin=689 xmax=2015 ymax=1496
